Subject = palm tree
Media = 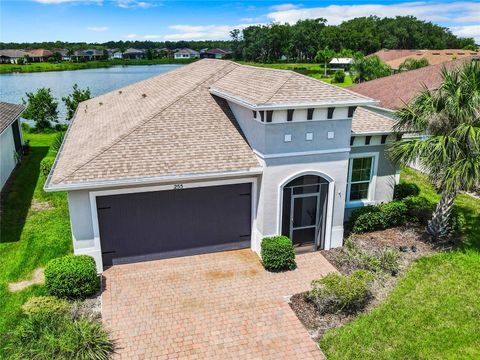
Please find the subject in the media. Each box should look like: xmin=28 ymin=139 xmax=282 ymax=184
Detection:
xmin=389 ymin=61 xmax=480 ymax=241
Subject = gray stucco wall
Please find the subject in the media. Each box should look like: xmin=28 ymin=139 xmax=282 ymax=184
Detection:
xmin=228 ymin=101 xmax=351 ymax=155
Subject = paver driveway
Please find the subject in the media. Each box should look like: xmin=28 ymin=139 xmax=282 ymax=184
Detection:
xmin=102 ymin=249 xmax=336 ymax=359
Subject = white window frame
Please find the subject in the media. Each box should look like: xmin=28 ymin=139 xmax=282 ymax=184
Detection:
xmin=346 ymin=152 xmax=379 ymax=208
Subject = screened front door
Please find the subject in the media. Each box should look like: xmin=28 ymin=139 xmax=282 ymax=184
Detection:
xmin=290 ymin=194 xmax=319 ymax=246
xmin=281 ymin=175 xmax=329 ymax=250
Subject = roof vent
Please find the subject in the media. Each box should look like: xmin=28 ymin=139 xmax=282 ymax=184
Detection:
xmin=142 ymin=93 xmax=147 ymax=98
xmin=118 ymin=90 xmax=122 ymax=94
xmin=99 ymin=102 xmax=103 ymax=106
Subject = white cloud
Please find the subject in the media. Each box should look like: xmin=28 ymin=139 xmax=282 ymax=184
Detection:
xmin=143 ymin=34 xmax=162 ymax=39
xmin=124 ymin=33 xmax=139 ymax=38
xmin=269 ymin=3 xmax=301 ymax=11
xmin=87 ymin=26 xmax=109 ymax=32
xmin=164 ymin=24 xmax=255 ymax=40
xmin=123 ymin=33 xmax=163 ymax=39
xmin=267 ymin=2 xmax=480 ymax=26
xmin=451 ymin=25 xmax=480 ymax=43
xmin=116 ymin=0 xmax=156 ymax=8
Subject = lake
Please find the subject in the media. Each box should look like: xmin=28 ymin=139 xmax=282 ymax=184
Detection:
xmin=0 ymin=64 xmax=183 ymax=121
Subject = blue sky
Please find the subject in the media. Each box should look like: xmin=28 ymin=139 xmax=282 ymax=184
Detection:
xmin=1 ymin=0 xmax=479 ymax=43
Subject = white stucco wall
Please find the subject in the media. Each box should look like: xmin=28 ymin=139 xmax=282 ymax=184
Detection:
xmin=1 ymin=126 xmax=17 ymax=189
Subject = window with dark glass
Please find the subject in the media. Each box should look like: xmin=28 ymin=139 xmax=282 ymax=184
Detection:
xmin=287 ymin=109 xmax=294 ymax=122
xmin=266 ymin=110 xmax=273 ymax=123
xmin=396 ymin=134 xmax=403 ymax=141
xmin=307 ymin=108 xmax=314 ymax=120
xmin=348 ymin=157 xmax=373 ymax=201
xmin=253 ymin=110 xmax=257 ymax=119
xmin=365 ymin=136 xmax=372 ymax=145
xmin=350 ymin=136 xmax=355 ymax=146
xmin=327 ymin=107 xmax=335 ymax=119
xmin=381 ymin=135 xmax=388 ymax=144
xmin=260 ymin=111 xmax=265 ymax=122
xmin=348 ymin=106 xmax=357 ymax=118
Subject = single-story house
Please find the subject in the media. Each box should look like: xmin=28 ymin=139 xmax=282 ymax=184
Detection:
xmin=329 ymin=57 xmax=353 ymax=71
xmin=123 ymin=48 xmax=145 ymax=60
xmin=28 ymin=49 xmax=53 ymax=62
xmin=200 ymin=48 xmax=232 ymax=59
xmin=1 ymin=102 xmax=24 ymax=189
xmin=174 ymin=48 xmax=200 ymax=59
xmin=0 ymin=49 xmax=29 ymax=64
xmin=45 ymin=59 xmax=399 ymax=272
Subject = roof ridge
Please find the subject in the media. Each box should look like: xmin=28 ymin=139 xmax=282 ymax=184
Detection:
xmin=57 ymin=61 xmax=237 ymax=184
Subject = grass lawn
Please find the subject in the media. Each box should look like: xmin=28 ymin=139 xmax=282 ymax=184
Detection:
xmin=0 ymin=132 xmax=71 ymax=355
xmin=320 ymin=167 xmax=480 ymax=359
xmin=0 ymin=58 xmax=195 ymax=74
xmin=237 ymin=61 xmax=353 ymax=87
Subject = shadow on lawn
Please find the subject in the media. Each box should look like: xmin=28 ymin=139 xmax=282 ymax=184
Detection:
xmin=0 ymin=146 xmax=49 ymax=243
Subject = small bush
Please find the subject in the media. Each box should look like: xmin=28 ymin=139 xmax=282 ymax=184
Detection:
xmin=45 ymin=255 xmax=100 ymax=300
xmin=394 ymin=183 xmax=420 ymax=200
xmin=379 ymin=249 xmax=401 ymax=273
xmin=350 ymin=201 xmax=407 ymax=233
xmin=22 ymin=296 xmax=71 ymax=317
xmin=403 ymin=195 xmax=434 ymax=224
xmin=40 ymin=157 xmax=54 ymax=178
xmin=332 ymin=69 xmax=345 ymax=83
xmin=21 ymin=122 xmax=32 ymax=133
xmin=261 ymin=236 xmax=296 ymax=272
xmin=52 ymin=131 xmax=66 ymax=153
xmin=306 ymin=270 xmax=374 ymax=314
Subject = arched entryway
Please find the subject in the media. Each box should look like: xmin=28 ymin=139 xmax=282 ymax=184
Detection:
xmin=281 ymin=174 xmax=330 ymax=251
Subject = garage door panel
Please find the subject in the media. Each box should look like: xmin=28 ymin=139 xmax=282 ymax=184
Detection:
xmin=97 ymin=183 xmax=252 ymax=267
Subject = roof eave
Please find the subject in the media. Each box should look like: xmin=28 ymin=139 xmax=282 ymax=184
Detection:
xmin=209 ymin=88 xmax=378 ymax=110
xmin=44 ymin=168 xmax=264 ymax=192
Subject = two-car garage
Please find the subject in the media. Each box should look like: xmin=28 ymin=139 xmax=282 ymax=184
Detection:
xmin=96 ymin=182 xmax=253 ymax=268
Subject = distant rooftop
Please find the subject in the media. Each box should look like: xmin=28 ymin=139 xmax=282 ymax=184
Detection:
xmin=0 ymin=102 xmax=24 ymax=134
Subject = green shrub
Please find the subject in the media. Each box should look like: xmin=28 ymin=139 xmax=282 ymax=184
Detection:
xmin=40 ymin=157 xmax=54 ymax=178
xmin=6 ymin=312 xmax=112 ymax=360
xmin=261 ymin=236 xmax=296 ymax=272
xmin=403 ymin=195 xmax=434 ymax=224
xmin=22 ymin=296 xmax=71 ymax=317
xmin=52 ymin=131 xmax=66 ymax=153
xmin=394 ymin=183 xmax=420 ymax=200
xmin=45 ymin=255 xmax=100 ymax=300
xmin=379 ymin=249 xmax=401 ymax=273
xmin=350 ymin=201 xmax=408 ymax=233
xmin=332 ymin=69 xmax=345 ymax=83
xmin=21 ymin=122 xmax=32 ymax=133
xmin=306 ymin=270 xmax=374 ymax=314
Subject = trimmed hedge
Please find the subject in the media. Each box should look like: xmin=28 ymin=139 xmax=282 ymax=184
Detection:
xmin=332 ymin=69 xmax=345 ymax=83
xmin=21 ymin=296 xmax=71 ymax=318
xmin=39 ymin=157 xmax=54 ymax=178
xmin=306 ymin=270 xmax=374 ymax=314
xmin=403 ymin=195 xmax=434 ymax=224
xmin=45 ymin=255 xmax=100 ymax=300
xmin=394 ymin=183 xmax=420 ymax=200
xmin=350 ymin=201 xmax=408 ymax=233
xmin=261 ymin=236 xmax=296 ymax=272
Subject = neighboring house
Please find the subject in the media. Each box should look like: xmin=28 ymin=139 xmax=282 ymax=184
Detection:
xmin=200 ymin=48 xmax=232 ymax=59
xmin=370 ymin=49 xmax=479 ymax=69
xmin=71 ymin=50 xmax=88 ymax=61
xmin=349 ymin=58 xmax=474 ymax=110
xmin=174 ymin=48 xmax=200 ymax=59
xmin=123 ymin=48 xmax=145 ymax=59
xmin=45 ymin=59 xmax=399 ymax=272
xmin=0 ymin=49 xmax=29 ymax=64
xmin=329 ymin=57 xmax=353 ymax=71
xmin=0 ymin=102 xmax=24 ymax=190
xmin=28 ymin=49 xmax=53 ymax=62
xmin=84 ymin=49 xmax=105 ymax=60
xmin=52 ymin=49 xmax=70 ymax=61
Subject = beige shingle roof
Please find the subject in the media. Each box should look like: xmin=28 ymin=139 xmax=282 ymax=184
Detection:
xmin=47 ymin=59 xmax=378 ymax=189
xmin=0 ymin=102 xmax=24 ymax=134
xmin=210 ymin=64 xmax=375 ymax=107
xmin=351 ymin=107 xmax=396 ymax=134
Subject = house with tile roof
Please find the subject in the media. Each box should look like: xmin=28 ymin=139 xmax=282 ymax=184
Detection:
xmin=174 ymin=48 xmax=200 ymax=59
xmin=1 ymin=102 xmax=24 ymax=189
xmin=45 ymin=59 xmax=400 ymax=272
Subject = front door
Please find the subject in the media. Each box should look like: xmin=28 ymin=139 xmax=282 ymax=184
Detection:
xmin=290 ymin=194 xmax=319 ymax=247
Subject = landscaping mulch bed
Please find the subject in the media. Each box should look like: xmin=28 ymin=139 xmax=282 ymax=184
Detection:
xmin=290 ymin=224 xmax=441 ymax=341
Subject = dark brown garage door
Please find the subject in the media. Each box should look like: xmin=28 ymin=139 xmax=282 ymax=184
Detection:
xmin=97 ymin=183 xmax=252 ymax=267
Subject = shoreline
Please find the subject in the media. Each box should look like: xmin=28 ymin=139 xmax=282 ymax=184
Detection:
xmin=0 ymin=58 xmax=195 ymax=74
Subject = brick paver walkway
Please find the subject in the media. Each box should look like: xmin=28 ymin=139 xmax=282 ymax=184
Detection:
xmin=102 ymin=249 xmax=336 ymax=359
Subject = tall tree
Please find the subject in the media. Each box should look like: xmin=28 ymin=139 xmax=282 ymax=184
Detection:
xmin=389 ymin=61 xmax=480 ymax=240
xmin=22 ymin=88 xmax=58 ymax=130
xmin=62 ymin=84 xmax=91 ymax=121
xmin=315 ymin=47 xmax=335 ymax=77
xmin=351 ymin=55 xmax=392 ymax=83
